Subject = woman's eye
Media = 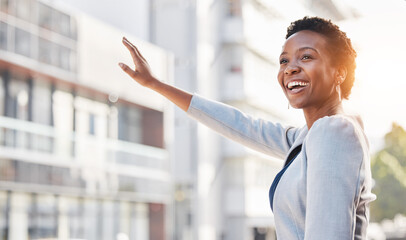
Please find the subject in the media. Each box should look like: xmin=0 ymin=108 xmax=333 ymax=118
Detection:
xmin=280 ymin=59 xmax=288 ymax=64
xmin=301 ymin=55 xmax=312 ymax=60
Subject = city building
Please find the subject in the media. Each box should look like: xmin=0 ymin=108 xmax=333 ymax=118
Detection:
xmin=0 ymin=0 xmax=174 ymax=239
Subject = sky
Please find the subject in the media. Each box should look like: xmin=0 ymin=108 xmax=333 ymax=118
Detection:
xmin=55 ymin=0 xmax=406 ymax=153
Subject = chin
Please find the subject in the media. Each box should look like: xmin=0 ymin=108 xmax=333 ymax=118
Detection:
xmin=288 ymin=101 xmax=304 ymax=109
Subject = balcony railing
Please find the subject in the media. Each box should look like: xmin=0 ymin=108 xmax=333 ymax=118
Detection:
xmin=0 ymin=115 xmax=170 ymax=184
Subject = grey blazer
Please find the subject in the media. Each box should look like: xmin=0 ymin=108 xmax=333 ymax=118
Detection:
xmin=187 ymin=94 xmax=376 ymax=240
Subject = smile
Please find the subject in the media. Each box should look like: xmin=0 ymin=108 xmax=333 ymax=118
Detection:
xmin=286 ymin=80 xmax=309 ymax=93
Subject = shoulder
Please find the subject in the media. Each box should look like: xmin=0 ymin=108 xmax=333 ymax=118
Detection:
xmin=308 ymin=115 xmax=364 ymax=141
xmin=306 ymin=115 xmax=368 ymax=160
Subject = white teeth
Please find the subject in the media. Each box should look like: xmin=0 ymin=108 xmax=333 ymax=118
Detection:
xmin=287 ymin=81 xmax=309 ymax=89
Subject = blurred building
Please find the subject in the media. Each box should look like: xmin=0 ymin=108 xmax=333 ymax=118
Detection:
xmin=0 ymin=0 xmax=174 ymax=239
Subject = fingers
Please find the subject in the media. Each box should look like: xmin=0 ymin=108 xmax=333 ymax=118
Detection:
xmin=122 ymin=37 xmax=146 ymax=63
xmin=118 ymin=62 xmax=135 ymax=77
xmin=123 ymin=37 xmax=147 ymax=62
xmin=122 ymin=38 xmax=140 ymax=65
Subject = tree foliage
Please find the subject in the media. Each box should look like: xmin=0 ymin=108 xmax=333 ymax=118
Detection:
xmin=370 ymin=123 xmax=406 ymax=222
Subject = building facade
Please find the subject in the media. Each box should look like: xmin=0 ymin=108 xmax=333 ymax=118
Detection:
xmin=0 ymin=0 xmax=174 ymax=239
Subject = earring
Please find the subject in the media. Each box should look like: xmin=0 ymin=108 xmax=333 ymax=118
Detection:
xmin=336 ymin=82 xmax=341 ymax=100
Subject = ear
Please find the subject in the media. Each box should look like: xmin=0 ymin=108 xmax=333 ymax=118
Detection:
xmin=335 ymin=65 xmax=347 ymax=85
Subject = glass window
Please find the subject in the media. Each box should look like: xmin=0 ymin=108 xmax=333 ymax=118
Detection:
xmin=228 ymin=0 xmax=242 ymax=16
xmin=3 ymin=76 xmax=30 ymax=147
xmin=0 ymin=22 xmax=7 ymax=50
xmin=38 ymin=38 xmax=58 ymax=66
xmin=0 ymin=75 xmax=4 ymax=116
xmin=16 ymin=0 xmax=31 ymax=21
xmin=0 ymin=191 xmax=8 ymax=240
xmin=89 ymin=113 xmax=95 ymax=135
xmin=83 ymin=199 xmax=99 ymax=240
xmin=0 ymin=0 xmax=13 ymax=15
xmin=70 ymin=50 xmax=77 ymax=72
xmin=38 ymin=2 xmax=52 ymax=30
xmin=55 ymin=10 xmax=71 ymax=37
xmin=118 ymin=105 xmax=142 ymax=143
xmin=15 ymin=28 xmax=31 ymax=57
xmin=59 ymin=45 xmax=71 ymax=70
xmin=32 ymin=79 xmax=52 ymax=125
xmin=38 ymin=38 xmax=51 ymax=64
xmin=38 ymin=3 xmax=53 ymax=30
xmin=67 ymin=198 xmax=84 ymax=239
xmin=70 ymin=17 xmax=78 ymax=40
xmin=0 ymin=75 xmax=3 ymax=145
xmin=142 ymin=109 xmax=163 ymax=148
xmin=28 ymin=194 xmax=57 ymax=239
xmin=0 ymin=159 xmax=15 ymax=181
xmin=8 ymin=76 xmax=29 ymax=120
xmin=108 ymin=106 xmax=118 ymax=139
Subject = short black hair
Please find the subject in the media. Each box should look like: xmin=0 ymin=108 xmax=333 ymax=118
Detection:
xmin=286 ymin=16 xmax=356 ymax=99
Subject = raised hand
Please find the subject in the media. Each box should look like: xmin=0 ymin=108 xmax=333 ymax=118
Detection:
xmin=119 ymin=37 xmax=158 ymax=88
xmin=118 ymin=37 xmax=192 ymax=111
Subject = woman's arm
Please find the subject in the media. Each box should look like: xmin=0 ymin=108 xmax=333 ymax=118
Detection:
xmin=304 ymin=116 xmax=368 ymax=239
xmin=119 ymin=37 xmax=192 ymax=112
xmin=187 ymin=94 xmax=297 ymax=158
xmin=119 ymin=37 xmax=297 ymax=158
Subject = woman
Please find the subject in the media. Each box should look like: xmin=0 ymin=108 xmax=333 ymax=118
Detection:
xmin=119 ymin=16 xmax=376 ymax=239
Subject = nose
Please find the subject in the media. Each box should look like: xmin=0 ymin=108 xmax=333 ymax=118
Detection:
xmin=284 ymin=64 xmax=300 ymax=75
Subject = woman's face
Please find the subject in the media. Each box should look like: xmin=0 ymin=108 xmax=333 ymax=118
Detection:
xmin=277 ymin=30 xmax=338 ymax=109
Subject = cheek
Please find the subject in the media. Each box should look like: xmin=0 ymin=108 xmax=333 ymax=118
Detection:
xmin=277 ymin=70 xmax=284 ymax=88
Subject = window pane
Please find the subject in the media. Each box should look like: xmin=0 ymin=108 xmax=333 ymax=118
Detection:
xmin=55 ymin=10 xmax=71 ymax=37
xmin=28 ymin=195 xmax=57 ymax=239
xmin=32 ymin=79 xmax=52 ymax=125
xmin=59 ymin=45 xmax=71 ymax=70
xmin=70 ymin=17 xmax=77 ymax=40
xmin=15 ymin=28 xmax=31 ymax=57
xmin=16 ymin=0 xmax=31 ymax=21
xmin=38 ymin=2 xmax=52 ymax=30
xmin=0 ymin=22 xmax=7 ymax=50
xmin=67 ymin=198 xmax=84 ymax=239
xmin=0 ymin=75 xmax=4 ymax=116
xmin=118 ymin=105 xmax=142 ymax=143
xmin=38 ymin=38 xmax=52 ymax=64
xmin=142 ymin=109 xmax=163 ymax=148
xmin=83 ymin=199 xmax=99 ymax=240
xmin=39 ymin=38 xmax=58 ymax=66
xmin=8 ymin=77 xmax=29 ymax=120
xmin=89 ymin=113 xmax=95 ymax=135
xmin=0 ymin=0 xmax=13 ymax=15
xmin=0 ymin=192 xmax=8 ymax=239
xmin=228 ymin=0 xmax=242 ymax=16
xmin=70 ymin=50 xmax=77 ymax=72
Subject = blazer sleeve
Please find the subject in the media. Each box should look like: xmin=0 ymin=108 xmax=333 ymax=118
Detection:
xmin=304 ymin=116 xmax=365 ymax=239
xmin=187 ymin=94 xmax=297 ymax=159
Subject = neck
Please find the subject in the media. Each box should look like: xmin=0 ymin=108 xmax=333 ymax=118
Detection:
xmin=303 ymin=100 xmax=344 ymax=129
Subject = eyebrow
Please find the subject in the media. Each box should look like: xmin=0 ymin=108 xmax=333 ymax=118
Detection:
xmin=280 ymin=47 xmax=319 ymax=57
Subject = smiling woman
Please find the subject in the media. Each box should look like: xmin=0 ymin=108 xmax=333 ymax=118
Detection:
xmin=118 ymin=16 xmax=376 ymax=240
xmin=278 ymin=30 xmax=346 ymax=128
